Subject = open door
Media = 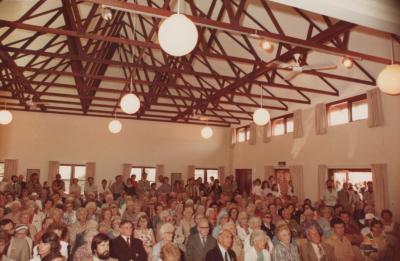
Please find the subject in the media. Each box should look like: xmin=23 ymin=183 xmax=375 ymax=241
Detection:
xmin=235 ymin=169 xmax=252 ymax=196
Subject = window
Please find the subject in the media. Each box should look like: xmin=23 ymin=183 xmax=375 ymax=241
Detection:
xmin=131 ymin=167 xmax=156 ymax=183
xmin=329 ymin=168 xmax=372 ymax=199
xmin=195 ymin=168 xmax=219 ymax=183
xmin=327 ymin=94 xmax=368 ymax=126
xmin=236 ymin=125 xmax=250 ymax=143
xmin=0 ymin=162 xmax=4 ymax=182
xmin=272 ymin=114 xmax=294 ymax=136
xmin=59 ymin=164 xmax=86 ymax=194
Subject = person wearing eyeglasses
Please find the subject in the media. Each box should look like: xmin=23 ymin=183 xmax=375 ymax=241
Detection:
xmin=152 ymin=223 xmax=178 ymax=261
xmin=205 ymin=229 xmax=237 ymax=261
xmin=185 ymin=218 xmax=217 ymax=261
xmin=261 ymin=212 xmax=275 ymax=240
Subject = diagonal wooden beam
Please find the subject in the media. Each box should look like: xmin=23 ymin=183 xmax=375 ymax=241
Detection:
xmin=62 ymin=0 xmax=89 ymax=113
xmin=173 ymin=20 xmax=356 ymax=120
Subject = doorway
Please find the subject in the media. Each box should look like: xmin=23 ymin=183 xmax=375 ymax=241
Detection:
xmin=235 ymin=169 xmax=252 ymax=196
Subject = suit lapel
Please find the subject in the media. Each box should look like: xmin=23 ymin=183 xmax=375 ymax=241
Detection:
xmin=307 ymin=242 xmax=319 ymax=261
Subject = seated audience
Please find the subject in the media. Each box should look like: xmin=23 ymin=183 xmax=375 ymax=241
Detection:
xmin=0 ymin=173 xmax=396 ymax=261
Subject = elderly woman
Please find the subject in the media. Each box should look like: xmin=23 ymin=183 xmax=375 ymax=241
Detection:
xmin=272 ymin=225 xmax=300 ymax=261
xmin=160 ymin=242 xmax=182 ymax=261
xmin=107 ymin=216 xmax=121 ymax=240
xmin=152 ymin=223 xmax=177 ymax=261
xmin=236 ymin=211 xmax=250 ymax=242
xmin=244 ymin=217 xmax=274 ymax=253
xmin=72 ymin=228 xmax=98 ymax=261
xmin=245 ymin=229 xmax=271 ymax=261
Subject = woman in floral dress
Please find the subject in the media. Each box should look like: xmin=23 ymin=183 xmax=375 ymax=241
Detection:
xmin=134 ymin=214 xmax=156 ymax=261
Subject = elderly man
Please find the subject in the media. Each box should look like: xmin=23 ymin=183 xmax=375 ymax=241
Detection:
xmin=111 ymin=220 xmax=147 ymax=261
xmin=206 ymin=229 xmax=237 ymax=261
xmin=186 ymin=218 xmax=217 ymax=261
xmin=299 ymin=225 xmax=335 ymax=261
xmin=325 ymin=218 xmax=355 ymax=261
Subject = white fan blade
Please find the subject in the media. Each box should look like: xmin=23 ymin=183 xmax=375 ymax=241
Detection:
xmin=284 ymin=71 xmax=300 ymax=81
xmin=302 ymin=63 xmax=337 ymax=71
xmin=276 ymin=62 xmax=293 ymax=69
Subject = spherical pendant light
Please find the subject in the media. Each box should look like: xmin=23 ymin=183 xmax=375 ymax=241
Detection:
xmin=120 ymin=93 xmax=140 ymax=114
xmin=0 ymin=109 xmax=13 ymax=125
xmin=201 ymin=126 xmax=213 ymax=139
xmin=158 ymin=13 xmax=198 ymax=56
xmin=253 ymin=108 xmax=270 ymax=126
xmin=108 ymin=119 xmax=122 ymax=134
xmin=377 ymin=64 xmax=400 ymax=95
xmin=260 ymin=39 xmax=273 ymax=52
xmin=342 ymin=57 xmax=353 ymax=69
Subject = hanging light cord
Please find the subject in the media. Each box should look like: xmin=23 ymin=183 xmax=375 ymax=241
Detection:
xmin=260 ymin=84 xmax=263 ymax=108
xmin=390 ymin=36 xmax=394 ymax=65
xmin=177 ymin=0 xmax=180 ymax=15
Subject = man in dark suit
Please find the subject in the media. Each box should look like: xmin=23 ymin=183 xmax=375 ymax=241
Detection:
xmin=299 ymin=226 xmax=336 ymax=261
xmin=186 ymin=218 xmax=217 ymax=261
xmin=206 ymin=229 xmax=237 ymax=261
xmin=110 ymin=220 xmax=147 ymax=261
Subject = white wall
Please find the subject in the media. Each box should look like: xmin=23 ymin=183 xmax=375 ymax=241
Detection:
xmin=231 ymin=93 xmax=400 ymax=219
xmin=0 ymin=112 xmax=231 ymax=182
xmin=1 ymin=94 xmax=399 ymax=220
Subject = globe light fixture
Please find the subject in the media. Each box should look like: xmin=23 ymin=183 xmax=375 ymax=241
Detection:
xmin=0 ymin=109 xmax=13 ymax=125
xmin=377 ymin=37 xmax=400 ymax=95
xmin=108 ymin=119 xmax=122 ymax=134
xmin=253 ymin=108 xmax=270 ymax=126
xmin=158 ymin=0 xmax=198 ymax=57
xmin=201 ymin=126 xmax=213 ymax=139
xmin=252 ymin=84 xmax=270 ymax=126
xmin=377 ymin=64 xmax=400 ymax=95
xmin=120 ymin=93 xmax=140 ymax=114
xmin=342 ymin=57 xmax=353 ymax=69
xmin=260 ymin=39 xmax=273 ymax=52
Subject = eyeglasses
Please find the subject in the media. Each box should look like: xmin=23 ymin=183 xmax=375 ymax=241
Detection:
xmin=199 ymin=226 xmax=210 ymax=229
xmin=264 ymin=216 xmax=272 ymax=218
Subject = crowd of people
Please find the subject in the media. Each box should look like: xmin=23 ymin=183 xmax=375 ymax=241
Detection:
xmin=0 ymin=171 xmax=398 ymax=261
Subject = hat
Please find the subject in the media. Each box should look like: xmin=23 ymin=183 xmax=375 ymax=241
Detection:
xmin=15 ymin=224 xmax=28 ymax=233
xmin=365 ymin=213 xmax=376 ymax=220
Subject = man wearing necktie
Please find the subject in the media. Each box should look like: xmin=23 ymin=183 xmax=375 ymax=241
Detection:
xmin=205 ymin=229 xmax=237 ymax=261
xmin=299 ymin=226 xmax=335 ymax=261
xmin=186 ymin=218 xmax=217 ymax=261
xmin=110 ymin=220 xmax=147 ymax=261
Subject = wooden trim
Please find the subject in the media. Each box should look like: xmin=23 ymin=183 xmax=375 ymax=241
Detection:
xmin=326 ymin=94 xmax=368 ymax=124
xmin=326 ymin=94 xmax=367 ymax=107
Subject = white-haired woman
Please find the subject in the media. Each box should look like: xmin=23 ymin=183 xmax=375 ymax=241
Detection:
xmin=152 ymin=223 xmax=177 ymax=261
xmin=272 ymin=225 xmax=300 ymax=261
xmin=245 ymin=229 xmax=271 ymax=261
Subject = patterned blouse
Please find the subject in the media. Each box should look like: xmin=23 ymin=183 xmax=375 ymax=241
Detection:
xmin=272 ymin=241 xmax=300 ymax=261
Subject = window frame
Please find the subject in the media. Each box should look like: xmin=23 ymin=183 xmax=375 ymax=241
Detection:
xmin=326 ymin=94 xmax=368 ymax=126
xmin=328 ymin=168 xmax=372 ymax=180
xmin=130 ymin=166 xmax=157 ymax=183
xmin=59 ymin=163 xmax=87 ymax=194
xmin=0 ymin=161 xmax=4 ymax=182
xmin=194 ymin=168 xmax=219 ymax=183
xmin=236 ymin=125 xmax=250 ymax=143
xmin=271 ymin=113 xmax=294 ymax=136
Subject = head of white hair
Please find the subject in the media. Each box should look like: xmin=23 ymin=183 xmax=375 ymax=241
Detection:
xmin=249 ymin=229 xmax=268 ymax=247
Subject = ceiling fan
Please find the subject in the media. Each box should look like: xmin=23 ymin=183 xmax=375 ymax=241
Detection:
xmin=26 ymin=95 xmax=48 ymax=109
xmin=275 ymin=53 xmax=337 ymax=81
